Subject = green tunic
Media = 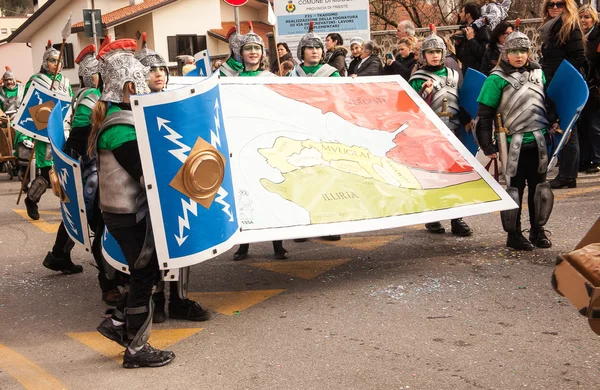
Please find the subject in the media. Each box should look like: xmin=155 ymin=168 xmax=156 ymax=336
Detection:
xmin=24 ymin=72 xmax=73 ymax=97
xmin=300 ymin=64 xmax=340 ymax=77
xmin=238 ymin=70 xmax=263 ymax=77
xmin=71 ymin=88 xmax=101 ymax=129
xmin=0 ymin=86 xmax=19 ymax=112
xmin=219 ymin=57 xmax=244 ymax=77
xmin=97 ymin=105 xmax=136 ymax=151
xmin=477 ymin=72 xmax=548 ymax=144
xmin=409 ymin=67 xmax=447 ymax=93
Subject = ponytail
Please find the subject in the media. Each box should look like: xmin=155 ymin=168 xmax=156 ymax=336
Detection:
xmin=88 ymin=100 xmax=108 ymax=157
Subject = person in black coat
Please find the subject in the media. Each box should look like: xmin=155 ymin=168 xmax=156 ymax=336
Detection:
xmin=539 ymin=0 xmax=586 ymax=189
xmin=577 ymin=4 xmax=600 ymax=173
xmin=350 ymin=40 xmax=383 ymax=77
xmin=325 ymin=33 xmax=348 ymax=76
xmin=347 ymin=37 xmax=364 ymax=76
xmin=452 ymin=2 xmax=491 ymax=74
xmin=383 ymin=37 xmax=417 ymax=80
xmin=480 ymin=21 xmax=513 ymax=75
xmin=270 ymin=42 xmax=296 ymax=75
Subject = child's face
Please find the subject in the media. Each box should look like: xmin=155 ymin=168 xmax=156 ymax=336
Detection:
xmin=507 ymin=49 xmax=528 ymax=68
xmin=424 ymin=49 xmax=443 ymax=66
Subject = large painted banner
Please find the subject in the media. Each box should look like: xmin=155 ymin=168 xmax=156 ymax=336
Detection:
xmin=131 ymin=74 xmax=517 ymax=269
xmin=12 ymin=80 xmax=72 ymax=143
xmin=273 ymin=0 xmax=370 ymax=61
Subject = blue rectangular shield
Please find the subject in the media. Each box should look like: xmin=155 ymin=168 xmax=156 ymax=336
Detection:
xmin=12 ymin=80 xmax=72 ymax=143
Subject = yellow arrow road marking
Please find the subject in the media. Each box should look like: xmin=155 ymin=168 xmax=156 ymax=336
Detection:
xmin=316 ymin=235 xmax=398 ymax=251
xmin=0 ymin=344 xmax=66 ymax=389
xmin=249 ymin=259 xmax=350 ymax=280
xmin=13 ymin=209 xmax=60 ymax=233
xmin=68 ymin=328 xmax=203 ymax=363
xmin=188 ymin=289 xmax=286 ymax=315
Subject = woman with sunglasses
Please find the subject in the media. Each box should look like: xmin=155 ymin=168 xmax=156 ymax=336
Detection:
xmin=480 ymin=21 xmax=513 ymax=75
xmin=539 ymin=0 xmax=585 ymax=189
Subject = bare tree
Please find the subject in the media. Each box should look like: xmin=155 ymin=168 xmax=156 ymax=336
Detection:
xmin=370 ymin=0 xmax=461 ymax=29
xmin=0 ymin=0 xmax=33 ymax=17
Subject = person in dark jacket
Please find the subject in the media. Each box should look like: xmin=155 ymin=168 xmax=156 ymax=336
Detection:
xmin=480 ymin=21 xmax=513 ymax=75
xmin=324 ymin=33 xmax=348 ymax=76
xmin=539 ymin=0 xmax=586 ymax=189
xmin=347 ymin=37 xmax=364 ymax=76
xmin=351 ymin=40 xmax=383 ymax=77
xmin=577 ymin=4 xmax=600 ymax=173
xmin=452 ymin=2 xmax=491 ymax=74
xmin=383 ymin=37 xmax=417 ymax=80
xmin=270 ymin=42 xmax=296 ymax=75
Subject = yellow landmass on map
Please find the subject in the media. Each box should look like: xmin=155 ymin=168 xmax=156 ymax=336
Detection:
xmin=260 ymin=166 xmax=500 ymax=224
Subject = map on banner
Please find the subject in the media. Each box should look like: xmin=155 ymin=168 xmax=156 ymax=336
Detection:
xmin=12 ymin=80 xmax=72 ymax=143
xmin=132 ymin=75 xmax=516 ymax=269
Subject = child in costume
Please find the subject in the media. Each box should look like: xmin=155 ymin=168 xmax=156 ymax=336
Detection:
xmin=475 ymin=31 xmax=555 ymax=251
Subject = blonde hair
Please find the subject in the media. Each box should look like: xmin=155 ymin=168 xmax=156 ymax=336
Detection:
xmin=442 ymin=36 xmax=456 ymax=56
xmin=579 ymin=4 xmax=599 ymax=25
xmin=88 ymin=100 xmax=108 ymax=157
xmin=397 ymin=37 xmax=414 ymax=50
xmin=542 ymin=0 xmax=582 ymax=44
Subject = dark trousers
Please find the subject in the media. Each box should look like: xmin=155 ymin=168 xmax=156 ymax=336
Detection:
xmin=555 ymin=124 xmax=579 ymax=180
xmin=510 ymin=142 xmax=546 ymax=228
xmin=578 ymin=99 xmax=600 ymax=166
xmin=237 ymin=240 xmax=284 ymax=254
xmin=108 ymin=219 xmax=159 ymax=335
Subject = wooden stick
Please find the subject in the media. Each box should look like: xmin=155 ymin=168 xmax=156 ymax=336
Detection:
xmin=50 ymin=39 xmax=66 ymax=91
xmin=16 ymin=139 xmax=36 ymax=205
xmin=273 ymin=26 xmax=283 ymax=76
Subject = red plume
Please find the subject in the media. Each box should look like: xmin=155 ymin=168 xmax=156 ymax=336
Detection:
xmin=46 ymin=39 xmax=52 ymax=49
xmin=97 ymin=36 xmax=112 ymax=59
xmin=308 ymin=21 xmax=314 ymax=32
xmin=248 ymin=21 xmax=254 ymax=31
xmin=515 ymin=18 xmax=521 ymax=30
xmin=142 ymin=32 xmax=147 ymax=45
xmin=5 ymin=66 xmax=10 ymax=71
xmin=429 ymin=23 xmax=437 ymax=34
xmin=225 ymin=26 xmax=237 ymax=40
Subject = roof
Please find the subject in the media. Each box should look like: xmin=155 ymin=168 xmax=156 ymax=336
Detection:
xmin=72 ymin=0 xmax=179 ymax=32
xmin=1 ymin=0 xmax=59 ymax=43
xmin=208 ymin=21 xmax=273 ymax=47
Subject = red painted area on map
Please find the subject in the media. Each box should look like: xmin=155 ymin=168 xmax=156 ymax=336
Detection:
xmin=266 ymin=82 xmax=473 ymax=173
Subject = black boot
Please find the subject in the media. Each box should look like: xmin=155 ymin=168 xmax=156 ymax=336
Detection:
xmin=42 ymin=251 xmax=83 ymax=274
xmin=152 ymin=292 xmax=167 ymax=324
xmin=123 ymin=344 xmax=175 ymax=368
xmin=451 ymin=218 xmax=473 ymax=236
xmin=425 ymin=221 xmax=445 ymax=234
xmin=233 ymin=244 xmax=249 ymax=261
xmin=506 ymin=232 xmax=535 ymax=251
xmin=169 ymin=298 xmax=211 ymax=321
xmin=529 ymin=227 xmax=552 ymax=248
xmin=24 ymin=197 xmax=39 ymax=220
xmin=272 ymin=240 xmax=288 ymax=260
xmin=549 ymin=177 xmax=576 ymax=189
xmin=322 ymin=235 xmax=341 ymax=241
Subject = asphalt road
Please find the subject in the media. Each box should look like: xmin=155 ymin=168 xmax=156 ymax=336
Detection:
xmin=0 ymin=167 xmax=599 ymax=390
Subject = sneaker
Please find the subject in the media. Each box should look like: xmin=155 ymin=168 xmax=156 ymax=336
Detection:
xmin=42 ymin=252 xmax=83 ymax=274
xmin=549 ymin=177 xmax=576 ymax=189
xmin=122 ymin=344 xmax=175 ymax=368
xmin=97 ymin=318 xmax=128 ymax=347
xmin=233 ymin=250 xmax=248 ymax=261
xmin=152 ymin=292 xmax=167 ymax=324
xmin=24 ymin=197 xmax=39 ymax=220
xmin=506 ymin=232 xmax=535 ymax=251
xmin=529 ymin=227 xmax=552 ymax=248
xmin=451 ymin=218 xmax=473 ymax=236
xmin=102 ymin=289 xmax=122 ymax=307
xmin=425 ymin=222 xmax=445 ymax=234
xmin=168 ymin=298 xmax=210 ymax=321
xmin=586 ymin=165 xmax=600 ymax=174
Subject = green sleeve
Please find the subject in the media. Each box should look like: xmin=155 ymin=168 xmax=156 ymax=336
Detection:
xmin=410 ymin=78 xmax=426 ymax=93
xmin=23 ymin=79 xmax=33 ymax=97
xmin=330 ymin=71 xmax=340 ymax=77
xmin=68 ymin=83 xmax=73 ymax=97
xmin=35 ymin=141 xmax=53 ymax=168
xmin=476 ymin=75 xmax=509 ymax=109
xmin=98 ymin=124 xmax=137 ymax=150
xmin=71 ymin=89 xmax=101 ymax=128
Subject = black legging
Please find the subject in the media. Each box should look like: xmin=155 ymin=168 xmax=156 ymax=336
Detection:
xmin=509 ymin=141 xmax=546 ymax=229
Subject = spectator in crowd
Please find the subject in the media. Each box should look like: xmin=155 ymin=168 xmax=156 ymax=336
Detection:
xmin=480 ymin=21 xmax=514 ymax=75
xmin=347 ymin=37 xmax=364 ymax=75
xmin=383 ymin=37 xmax=416 ymax=80
xmin=350 ymin=40 xmax=383 ymax=77
xmin=539 ymin=0 xmax=585 ymax=189
xmin=396 ymin=20 xmax=417 ymax=46
xmin=324 ymin=33 xmax=348 ymax=76
xmin=442 ymin=36 xmax=463 ymax=84
xmin=452 ymin=2 xmax=491 ymax=73
xmin=271 ymin=42 xmax=296 ymax=75
xmin=280 ymin=60 xmax=295 ymax=76
xmin=577 ymin=4 xmax=600 ymax=174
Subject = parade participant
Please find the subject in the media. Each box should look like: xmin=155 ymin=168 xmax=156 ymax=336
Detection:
xmin=17 ymin=40 xmax=73 ymax=221
xmin=347 ymin=37 xmax=364 ymax=76
xmin=232 ymin=23 xmax=289 ymax=260
xmin=91 ymin=39 xmax=174 ymax=368
xmin=409 ymin=26 xmax=473 ymax=237
xmin=291 ymin=22 xmax=341 ymax=242
xmin=219 ymin=26 xmax=244 ymax=77
xmin=290 ymin=21 xmax=340 ymax=77
xmin=475 ymin=31 xmax=555 ymax=250
xmin=0 ymin=66 xmax=24 ymax=116
xmin=136 ymin=34 xmax=211 ymax=323
xmin=324 ymin=33 xmax=348 ymax=76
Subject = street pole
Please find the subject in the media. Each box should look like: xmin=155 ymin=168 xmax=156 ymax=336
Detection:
xmin=234 ymin=7 xmax=240 ymax=32
xmin=91 ymin=11 xmax=98 ymax=56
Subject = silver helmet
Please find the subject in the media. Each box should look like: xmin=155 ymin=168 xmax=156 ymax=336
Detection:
xmin=97 ymin=39 xmax=149 ymax=103
xmin=42 ymin=40 xmax=61 ymax=72
xmin=297 ymin=21 xmax=324 ymax=61
xmin=226 ymin=26 xmax=244 ymax=63
xmin=136 ymin=32 xmax=168 ymax=68
xmin=2 ymin=66 xmax=15 ymax=83
xmin=501 ymin=31 xmax=531 ymax=62
xmin=75 ymin=44 xmax=99 ymax=88
xmin=240 ymin=21 xmax=264 ymax=52
xmin=419 ymin=24 xmax=446 ymax=66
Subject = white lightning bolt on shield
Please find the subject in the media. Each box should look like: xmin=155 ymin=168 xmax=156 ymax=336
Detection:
xmin=210 ymin=98 xmax=233 ymax=222
xmin=157 ymin=117 xmax=191 ymax=163
xmin=61 ymin=202 xmax=77 ymax=235
xmin=34 ymin=91 xmax=43 ymax=105
xmin=175 ymin=197 xmax=198 ymax=246
xmin=58 ymin=168 xmax=69 ymax=189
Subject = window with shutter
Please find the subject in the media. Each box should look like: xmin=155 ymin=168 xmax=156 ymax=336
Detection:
xmin=167 ymin=36 xmax=177 ymax=62
xmin=52 ymin=43 xmax=75 ymax=69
